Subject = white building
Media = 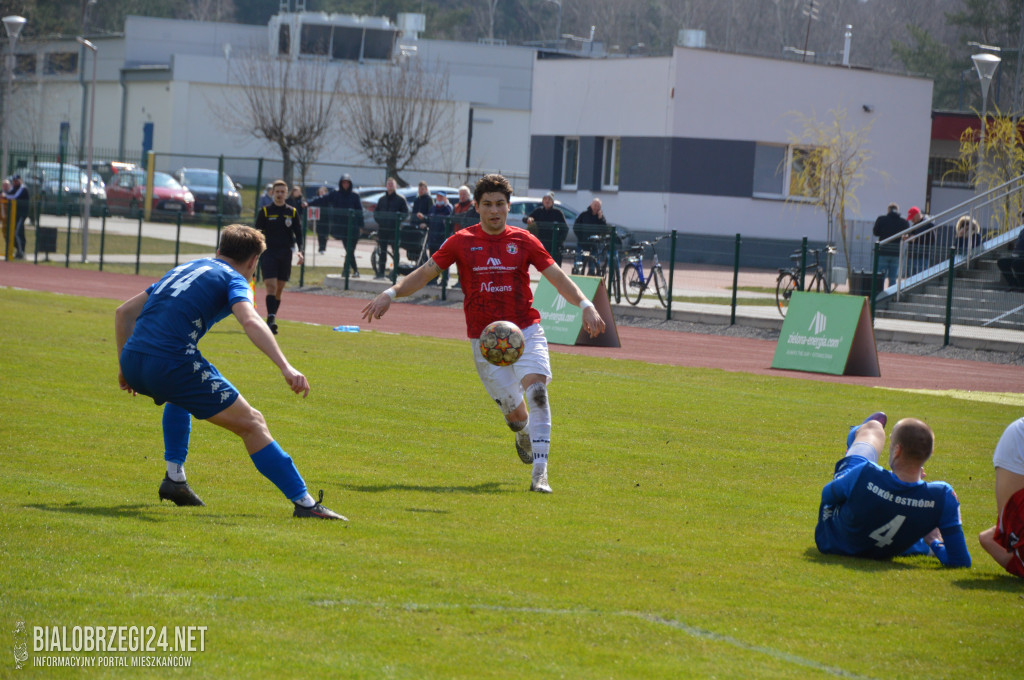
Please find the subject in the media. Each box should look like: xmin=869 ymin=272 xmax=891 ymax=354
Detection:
xmin=6 ymin=14 xmax=537 ymax=188
xmin=529 ymin=46 xmax=933 ymax=257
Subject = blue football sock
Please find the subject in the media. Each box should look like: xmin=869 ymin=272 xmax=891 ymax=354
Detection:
xmin=846 ymin=412 xmax=887 ymax=449
xmin=162 ymin=403 xmax=191 ymax=466
xmin=250 ymin=441 xmax=308 ymax=502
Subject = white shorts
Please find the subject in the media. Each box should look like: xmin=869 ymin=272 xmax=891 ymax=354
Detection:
xmin=994 ymin=418 xmax=1024 ymax=476
xmin=471 ymin=322 xmax=552 ymax=415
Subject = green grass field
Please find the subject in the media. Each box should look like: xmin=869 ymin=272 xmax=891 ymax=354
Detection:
xmin=1 ymin=287 xmax=1020 ymax=678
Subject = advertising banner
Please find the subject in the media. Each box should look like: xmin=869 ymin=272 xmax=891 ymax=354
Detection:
xmin=771 ymin=292 xmax=879 ymax=376
xmin=534 ymin=275 xmax=620 ymax=347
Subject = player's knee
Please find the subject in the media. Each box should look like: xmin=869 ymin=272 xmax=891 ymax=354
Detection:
xmin=525 ymin=382 xmax=547 ymax=409
xmin=507 ymin=418 xmax=528 ymax=432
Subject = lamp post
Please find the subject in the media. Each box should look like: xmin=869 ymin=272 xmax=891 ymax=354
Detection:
xmin=76 ymin=36 xmax=97 ymax=262
xmin=1 ymin=15 xmax=27 ymax=185
xmin=545 ymin=0 xmax=562 ymax=45
xmin=972 ymin=52 xmax=1001 ymax=190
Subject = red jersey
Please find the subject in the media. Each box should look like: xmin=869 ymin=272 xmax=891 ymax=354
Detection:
xmin=432 ymin=224 xmax=555 ymax=338
xmin=995 ymin=487 xmax=1024 ymax=578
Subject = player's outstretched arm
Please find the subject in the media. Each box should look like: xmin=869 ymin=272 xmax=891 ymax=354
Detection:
xmin=540 ymin=264 xmax=606 ymax=338
xmin=361 ymin=258 xmax=441 ymax=323
xmin=114 ymin=291 xmax=149 ymax=394
xmin=231 ymin=300 xmax=309 ymax=397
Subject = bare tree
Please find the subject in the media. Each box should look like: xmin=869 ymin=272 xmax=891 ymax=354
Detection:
xmin=218 ymin=51 xmax=341 ymax=187
xmin=787 ymin=107 xmax=875 ymax=272
xmin=339 ymin=59 xmax=454 ymax=187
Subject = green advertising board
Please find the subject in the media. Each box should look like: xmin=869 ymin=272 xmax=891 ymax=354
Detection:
xmin=534 ymin=275 xmax=620 ymax=347
xmin=771 ymin=292 xmax=880 ymax=376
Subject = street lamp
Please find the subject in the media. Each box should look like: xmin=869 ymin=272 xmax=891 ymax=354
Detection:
xmin=1 ymin=15 xmax=27 ymax=185
xmin=76 ymin=36 xmax=96 ymax=262
xmin=544 ymin=0 xmax=562 ymax=46
xmin=972 ymin=52 xmax=1001 ymax=190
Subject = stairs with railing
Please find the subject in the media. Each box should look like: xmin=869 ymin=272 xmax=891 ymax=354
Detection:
xmin=874 ymin=250 xmax=1024 ymax=330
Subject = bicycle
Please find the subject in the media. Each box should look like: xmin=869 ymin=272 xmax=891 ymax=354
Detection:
xmin=622 ymin=235 xmax=669 ymax=307
xmin=569 ymin=233 xmax=622 ymax=303
xmin=775 ymin=245 xmax=837 ymax=317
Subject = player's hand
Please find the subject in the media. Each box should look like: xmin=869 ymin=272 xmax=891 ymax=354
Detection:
xmin=282 ymin=365 xmax=310 ymax=397
xmin=582 ymin=306 xmax=605 ymax=338
xmin=361 ymin=294 xmax=392 ymax=323
xmin=118 ymin=370 xmax=137 ymax=396
xmin=296 ymin=251 xmax=305 ymax=265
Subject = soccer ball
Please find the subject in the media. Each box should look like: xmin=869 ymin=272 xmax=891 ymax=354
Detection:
xmin=479 ymin=320 xmax=525 ymax=366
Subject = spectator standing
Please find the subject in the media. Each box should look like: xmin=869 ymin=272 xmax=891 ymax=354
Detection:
xmin=954 ymin=215 xmax=982 ymax=250
xmin=452 ymin=185 xmax=479 ymax=228
xmin=373 ymin=177 xmax=409 ymax=279
xmin=872 ymin=202 xmax=910 ymax=287
xmin=286 ymin=185 xmax=306 ymax=212
xmin=525 ymin=191 xmax=567 ymax=265
xmin=410 ymin=180 xmax=433 ymax=227
xmin=257 ymin=183 xmax=274 ymax=210
xmin=573 ymin=198 xmax=609 ymax=274
xmin=426 ymin=190 xmax=453 ymax=257
xmin=2 ymin=175 xmax=30 ymax=259
xmin=309 ymin=174 xmax=364 ymax=275
xmin=906 ymin=206 xmax=932 ymax=275
xmin=254 ymin=180 xmax=304 ymax=335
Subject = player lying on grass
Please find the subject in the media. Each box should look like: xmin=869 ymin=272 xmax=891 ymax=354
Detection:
xmin=360 ymin=173 xmax=605 ymax=494
xmin=814 ymin=413 xmax=971 ymax=567
xmin=978 ymin=417 xmax=1024 ymax=578
xmin=114 ymin=224 xmax=345 ymax=520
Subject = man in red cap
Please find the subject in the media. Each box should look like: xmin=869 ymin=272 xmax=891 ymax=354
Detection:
xmin=906 ymin=206 xmax=932 ymax=275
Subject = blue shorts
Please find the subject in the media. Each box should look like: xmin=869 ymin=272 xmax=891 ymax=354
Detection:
xmin=120 ymin=349 xmax=240 ymax=420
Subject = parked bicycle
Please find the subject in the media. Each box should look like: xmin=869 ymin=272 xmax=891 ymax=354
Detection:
xmin=622 ymin=235 xmax=669 ymax=307
xmin=567 ymin=233 xmax=622 ymax=303
xmin=775 ymin=245 xmax=837 ymax=317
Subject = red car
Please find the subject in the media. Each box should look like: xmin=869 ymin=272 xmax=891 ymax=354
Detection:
xmin=105 ymin=169 xmax=195 ymax=219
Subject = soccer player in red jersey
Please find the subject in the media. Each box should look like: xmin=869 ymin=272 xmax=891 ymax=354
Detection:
xmin=361 ymin=174 xmax=605 ymax=493
xmin=979 ymin=418 xmax=1024 ymax=577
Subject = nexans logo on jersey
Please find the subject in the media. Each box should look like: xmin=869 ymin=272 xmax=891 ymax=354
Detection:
xmin=480 ymin=282 xmax=513 ymax=293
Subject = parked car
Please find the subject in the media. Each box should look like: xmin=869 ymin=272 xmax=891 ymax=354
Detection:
xmin=508 ymin=196 xmax=633 ymax=248
xmin=23 ymin=161 xmax=106 ymax=216
xmin=360 ymin=185 xmax=460 ymax=223
xmin=172 ymin=167 xmax=242 ymax=216
xmin=80 ymin=160 xmax=136 ymax=184
xmin=105 ymin=169 xmax=195 ymax=219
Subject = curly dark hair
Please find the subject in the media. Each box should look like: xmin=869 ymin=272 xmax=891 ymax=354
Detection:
xmin=473 ymin=173 xmax=513 ymax=203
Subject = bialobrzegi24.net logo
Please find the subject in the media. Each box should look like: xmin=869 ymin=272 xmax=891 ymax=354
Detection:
xmin=13 ymin=620 xmax=207 ymax=669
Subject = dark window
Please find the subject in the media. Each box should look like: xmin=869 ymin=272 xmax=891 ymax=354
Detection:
xmin=362 ymin=29 xmax=396 ymax=60
xmin=300 ymin=24 xmax=331 ymax=56
xmin=278 ymin=24 xmax=290 ymax=56
xmin=14 ymin=54 xmax=35 ymax=76
xmin=332 ymin=26 xmax=362 ymax=61
xmin=44 ymin=52 xmax=78 ymax=75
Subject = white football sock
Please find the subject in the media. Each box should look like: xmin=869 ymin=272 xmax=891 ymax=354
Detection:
xmin=166 ymin=462 xmax=186 ymax=482
xmin=295 ymin=493 xmax=316 ymax=508
xmin=525 ymin=383 xmax=550 ymax=475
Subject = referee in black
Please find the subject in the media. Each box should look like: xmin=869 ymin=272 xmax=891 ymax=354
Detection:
xmin=255 ymin=179 xmax=304 ymax=335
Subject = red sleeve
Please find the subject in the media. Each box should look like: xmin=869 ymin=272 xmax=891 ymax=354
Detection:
xmin=523 ymin=230 xmax=555 ymax=271
xmin=431 ymin=230 xmax=460 ymax=270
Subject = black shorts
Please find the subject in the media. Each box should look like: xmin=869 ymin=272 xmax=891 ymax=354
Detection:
xmin=261 ymin=249 xmax=293 ymax=282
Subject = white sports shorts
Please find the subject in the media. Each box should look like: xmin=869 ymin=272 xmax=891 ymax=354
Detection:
xmin=470 ymin=322 xmax=551 ymax=415
xmin=993 ymin=417 xmax=1024 ymax=476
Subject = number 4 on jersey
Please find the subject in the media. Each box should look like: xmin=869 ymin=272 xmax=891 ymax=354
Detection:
xmin=868 ymin=515 xmax=906 ymax=548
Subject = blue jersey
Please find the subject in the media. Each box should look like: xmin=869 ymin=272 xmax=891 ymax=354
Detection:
xmin=815 ymin=455 xmax=962 ymax=560
xmin=123 ymin=258 xmax=253 ymax=359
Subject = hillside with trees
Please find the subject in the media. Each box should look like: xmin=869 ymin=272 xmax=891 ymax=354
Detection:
xmin=5 ymin=0 xmax=1023 ymax=112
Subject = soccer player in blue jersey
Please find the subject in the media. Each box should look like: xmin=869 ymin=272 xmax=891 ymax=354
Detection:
xmin=815 ymin=413 xmax=970 ymax=566
xmin=115 ymin=224 xmax=345 ymax=520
